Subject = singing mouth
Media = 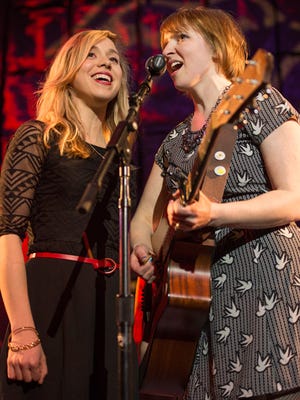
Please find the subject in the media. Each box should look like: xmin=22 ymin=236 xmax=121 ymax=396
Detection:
xmin=92 ymin=73 xmax=112 ymax=83
xmin=170 ymin=60 xmax=183 ymax=72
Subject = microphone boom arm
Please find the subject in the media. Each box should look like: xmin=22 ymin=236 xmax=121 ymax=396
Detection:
xmin=76 ymin=54 xmax=166 ymax=400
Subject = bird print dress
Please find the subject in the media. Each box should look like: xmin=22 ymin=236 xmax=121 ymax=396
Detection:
xmin=155 ymin=87 xmax=300 ymax=399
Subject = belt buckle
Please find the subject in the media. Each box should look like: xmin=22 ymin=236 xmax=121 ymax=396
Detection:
xmin=94 ymin=258 xmax=118 ymax=275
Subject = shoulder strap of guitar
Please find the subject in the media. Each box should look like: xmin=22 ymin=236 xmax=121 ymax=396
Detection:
xmin=201 ymin=123 xmax=237 ymax=203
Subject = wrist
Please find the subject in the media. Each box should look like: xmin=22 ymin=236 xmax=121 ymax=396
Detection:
xmin=208 ymin=202 xmax=219 ymax=227
xmin=8 ymin=326 xmax=41 ymax=352
xmin=133 ymin=243 xmax=153 ymax=254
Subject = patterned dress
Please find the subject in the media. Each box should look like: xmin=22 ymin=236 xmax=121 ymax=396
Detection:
xmin=155 ymin=87 xmax=300 ymax=399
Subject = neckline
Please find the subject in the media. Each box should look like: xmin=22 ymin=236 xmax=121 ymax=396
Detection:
xmin=191 ymin=84 xmax=232 ymax=131
xmin=86 ymin=142 xmax=105 ymax=158
xmin=182 ymin=84 xmax=232 ymax=153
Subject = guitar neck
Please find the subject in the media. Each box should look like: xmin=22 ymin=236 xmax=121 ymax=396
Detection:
xmin=180 ymin=48 xmax=274 ymax=205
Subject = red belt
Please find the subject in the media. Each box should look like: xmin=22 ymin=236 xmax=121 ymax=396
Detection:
xmin=29 ymin=252 xmax=119 ymax=275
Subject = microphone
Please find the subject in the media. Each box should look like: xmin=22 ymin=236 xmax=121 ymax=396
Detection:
xmin=145 ymin=54 xmax=167 ymax=76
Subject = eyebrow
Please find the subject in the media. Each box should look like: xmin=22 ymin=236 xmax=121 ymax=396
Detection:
xmin=90 ymin=45 xmax=120 ymax=56
xmin=108 ymin=49 xmax=120 ymax=57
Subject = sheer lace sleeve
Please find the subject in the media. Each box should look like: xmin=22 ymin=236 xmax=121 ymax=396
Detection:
xmin=0 ymin=120 xmax=48 ymax=239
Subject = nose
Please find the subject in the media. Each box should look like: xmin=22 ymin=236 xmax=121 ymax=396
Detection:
xmin=98 ymin=58 xmax=112 ymax=69
xmin=162 ymin=40 xmax=175 ymax=57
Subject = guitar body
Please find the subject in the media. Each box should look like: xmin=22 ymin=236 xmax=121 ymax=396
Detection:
xmin=139 ymin=242 xmax=212 ymax=399
xmin=133 ymin=49 xmax=274 ymax=400
xmin=135 ymin=185 xmax=213 ymax=399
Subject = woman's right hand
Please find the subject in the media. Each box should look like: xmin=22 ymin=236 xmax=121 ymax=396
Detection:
xmin=130 ymin=244 xmax=156 ymax=283
xmin=7 ymin=330 xmax=48 ymax=384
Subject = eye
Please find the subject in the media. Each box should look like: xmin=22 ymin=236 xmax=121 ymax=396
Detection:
xmin=109 ymin=56 xmax=120 ymax=64
xmin=177 ymin=33 xmax=189 ymax=42
xmin=87 ymin=51 xmax=96 ymax=59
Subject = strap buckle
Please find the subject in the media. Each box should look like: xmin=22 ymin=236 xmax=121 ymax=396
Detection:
xmin=93 ymin=258 xmax=118 ymax=275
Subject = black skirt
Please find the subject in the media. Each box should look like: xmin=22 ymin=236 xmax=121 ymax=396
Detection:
xmin=0 ymin=257 xmax=138 ymax=400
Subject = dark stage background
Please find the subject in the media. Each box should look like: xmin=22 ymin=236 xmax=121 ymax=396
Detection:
xmin=0 ymin=0 xmax=300 ymax=345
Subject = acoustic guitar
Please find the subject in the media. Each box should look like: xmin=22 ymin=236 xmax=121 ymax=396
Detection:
xmin=133 ymin=48 xmax=274 ymax=400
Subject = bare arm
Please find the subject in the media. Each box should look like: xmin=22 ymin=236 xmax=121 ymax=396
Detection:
xmin=130 ymin=163 xmax=164 ymax=249
xmin=130 ymin=163 xmax=164 ymax=281
xmin=0 ymin=234 xmax=47 ymax=383
xmin=0 ymin=235 xmax=34 ymax=330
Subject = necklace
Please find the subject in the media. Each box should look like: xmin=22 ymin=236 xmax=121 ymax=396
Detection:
xmin=182 ymin=84 xmax=232 ymax=154
xmin=182 ymin=117 xmax=207 ymax=153
xmin=87 ymin=142 xmax=105 ymax=159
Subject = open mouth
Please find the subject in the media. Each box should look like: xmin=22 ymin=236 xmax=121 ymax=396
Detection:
xmin=170 ymin=60 xmax=183 ymax=72
xmin=93 ymin=73 xmax=112 ymax=83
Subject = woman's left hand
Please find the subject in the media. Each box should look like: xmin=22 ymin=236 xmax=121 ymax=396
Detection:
xmin=167 ymin=190 xmax=212 ymax=231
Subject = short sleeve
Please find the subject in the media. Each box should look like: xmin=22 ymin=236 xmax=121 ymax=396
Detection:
xmin=0 ymin=120 xmax=48 ymax=239
xmin=244 ymin=87 xmax=300 ymax=146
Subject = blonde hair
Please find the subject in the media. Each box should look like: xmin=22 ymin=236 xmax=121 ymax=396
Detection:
xmin=36 ymin=29 xmax=130 ymax=158
xmin=160 ymin=6 xmax=248 ymax=80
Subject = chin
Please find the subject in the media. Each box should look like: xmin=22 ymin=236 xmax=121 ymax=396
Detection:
xmin=173 ymin=83 xmax=187 ymax=93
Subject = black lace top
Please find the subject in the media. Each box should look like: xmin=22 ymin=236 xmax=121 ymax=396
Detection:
xmin=0 ymin=120 xmax=137 ymax=260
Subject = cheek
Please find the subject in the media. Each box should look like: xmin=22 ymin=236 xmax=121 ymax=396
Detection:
xmin=71 ymin=73 xmax=85 ymax=92
xmin=114 ymin=69 xmax=123 ymax=88
xmin=81 ymin=59 xmax=93 ymax=69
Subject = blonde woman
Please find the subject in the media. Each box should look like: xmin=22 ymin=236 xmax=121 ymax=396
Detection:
xmin=0 ymin=29 xmax=137 ymax=399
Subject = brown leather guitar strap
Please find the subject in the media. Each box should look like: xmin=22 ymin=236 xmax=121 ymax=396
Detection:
xmin=201 ymin=123 xmax=237 ymax=202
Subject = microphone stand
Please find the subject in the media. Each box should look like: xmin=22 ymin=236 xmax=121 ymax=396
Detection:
xmin=76 ymin=72 xmax=155 ymax=400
